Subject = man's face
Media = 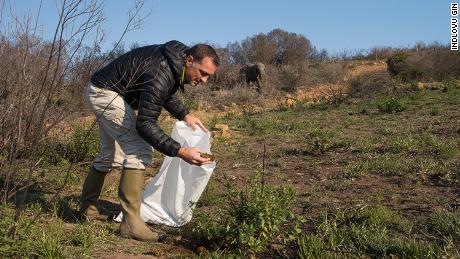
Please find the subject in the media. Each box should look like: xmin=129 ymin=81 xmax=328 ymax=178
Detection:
xmin=184 ymin=56 xmax=217 ymax=87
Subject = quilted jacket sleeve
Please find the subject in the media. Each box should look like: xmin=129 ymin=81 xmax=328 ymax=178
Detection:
xmin=136 ymin=67 xmax=181 ymax=157
xmin=163 ymin=94 xmax=189 ymax=121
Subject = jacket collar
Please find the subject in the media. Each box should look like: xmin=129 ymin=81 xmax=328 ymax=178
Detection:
xmin=161 ymin=40 xmax=189 ymax=92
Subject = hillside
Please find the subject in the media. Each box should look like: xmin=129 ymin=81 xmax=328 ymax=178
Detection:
xmin=1 ymin=63 xmax=460 ymax=258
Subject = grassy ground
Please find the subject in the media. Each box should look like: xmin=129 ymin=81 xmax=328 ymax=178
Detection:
xmin=1 ymin=82 xmax=460 ymax=258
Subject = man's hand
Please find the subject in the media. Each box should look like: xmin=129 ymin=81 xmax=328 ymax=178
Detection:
xmin=184 ymin=113 xmax=208 ymax=132
xmin=178 ymin=147 xmax=212 ymax=165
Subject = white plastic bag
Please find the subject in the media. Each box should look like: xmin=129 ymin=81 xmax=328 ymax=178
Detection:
xmin=115 ymin=121 xmax=216 ymax=227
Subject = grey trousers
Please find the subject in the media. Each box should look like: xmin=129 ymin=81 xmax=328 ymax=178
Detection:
xmin=86 ymin=83 xmax=154 ymax=172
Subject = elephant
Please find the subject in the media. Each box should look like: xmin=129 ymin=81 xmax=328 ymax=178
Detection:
xmin=243 ymin=62 xmax=265 ymax=93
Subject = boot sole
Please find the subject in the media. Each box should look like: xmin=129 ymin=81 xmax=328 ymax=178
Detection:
xmin=120 ymin=232 xmax=165 ymax=242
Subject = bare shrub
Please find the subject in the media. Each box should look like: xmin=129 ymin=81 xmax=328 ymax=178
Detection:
xmin=0 ymin=0 xmax=150 ymax=227
xmin=1 ymin=1 xmax=105 ymax=194
xmin=208 ymin=64 xmax=243 ymax=90
xmin=386 ymin=46 xmax=460 ymax=82
xmin=193 ymin=60 xmax=349 ymax=109
xmin=407 ymin=48 xmax=460 ymax=81
xmin=221 ymin=84 xmax=268 ymax=107
xmin=276 ymin=64 xmax=304 ymax=92
xmin=349 ymin=70 xmax=396 ymax=98
xmin=267 ymin=61 xmax=347 ymax=93
xmin=303 ymin=62 xmax=347 ymax=87
xmin=182 ymin=82 xmax=269 ymax=110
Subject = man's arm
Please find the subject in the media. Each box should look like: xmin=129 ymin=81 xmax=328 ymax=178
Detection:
xmin=163 ymin=94 xmax=189 ymax=121
xmin=136 ymin=70 xmax=182 ymax=157
xmin=136 ymin=67 xmax=211 ymax=164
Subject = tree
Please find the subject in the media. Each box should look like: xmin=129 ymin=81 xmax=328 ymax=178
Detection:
xmin=267 ymin=28 xmax=313 ymax=64
xmin=226 ymin=41 xmax=246 ymax=65
xmin=240 ymin=29 xmax=313 ymax=65
xmin=241 ymin=33 xmax=276 ymax=64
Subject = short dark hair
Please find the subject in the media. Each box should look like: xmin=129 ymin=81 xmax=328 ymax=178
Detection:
xmin=185 ymin=44 xmax=220 ymax=67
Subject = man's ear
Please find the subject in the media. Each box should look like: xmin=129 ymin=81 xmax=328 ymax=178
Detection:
xmin=186 ymin=55 xmax=193 ymax=67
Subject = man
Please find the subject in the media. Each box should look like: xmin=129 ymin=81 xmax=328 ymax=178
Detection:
xmin=80 ymin=40 xmax=219 ymax=242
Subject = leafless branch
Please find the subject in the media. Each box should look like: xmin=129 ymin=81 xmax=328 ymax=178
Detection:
xmin=0 ymin=0 xmax=151 ymax=231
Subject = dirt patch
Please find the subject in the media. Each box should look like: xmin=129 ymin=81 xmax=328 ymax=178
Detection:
xmin=348 ymin=62 xmax=387 ymax=78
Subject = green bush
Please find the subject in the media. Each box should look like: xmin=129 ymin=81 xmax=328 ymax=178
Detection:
xmin=38 ymin=126 xmax=99 ymax=165
xmin=65 ymin=126 xmax=99 ymax=163
xmin=386 ymin=52 xmax=423 ymax=82
xmin=376 ymin=96 xmax=406 ymax=113
xmin=303 ymin=128 xmax=346 ymax=154
xmin=188 ymin=172 xmax=299 ymax=255
xmin=37 ymin=139 xmax=69 ymax=165
xmin=386 ymin=52 xmax=408 ymax=77
xmin=233 ymin=114 xmax=277 ymax=136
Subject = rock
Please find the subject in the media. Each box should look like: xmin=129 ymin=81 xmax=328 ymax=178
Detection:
xmin=417 ymin=82 xmax=425 ymax=90
xmin=286 ymin=98 xmax=297 ymax=107
xmin=212 ymin=123 xmax=231 ymax=139
xmin=285 ymin=94 xmax=297 ymax=107
xmin=147 ymin=247 xmax=164 ymax=257
xmin=214 ymin=124 xmax=229 ymax=131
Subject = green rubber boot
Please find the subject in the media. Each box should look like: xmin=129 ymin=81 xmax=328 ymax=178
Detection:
xmin=118 ymin=168 xmax=162 ymax=242
xmin=80 ymin=166 xmax=108 ymax=221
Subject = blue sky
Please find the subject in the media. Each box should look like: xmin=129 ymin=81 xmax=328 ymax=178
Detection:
xmin=3 ymin=0 xmax=450 ymax=55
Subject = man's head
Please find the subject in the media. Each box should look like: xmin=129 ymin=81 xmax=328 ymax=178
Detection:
xmin=184 ymin=44 xmax=219 ymax=86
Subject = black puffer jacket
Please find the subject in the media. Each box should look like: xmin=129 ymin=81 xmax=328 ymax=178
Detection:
xmin=90 ymin=40 xmax=190 ymax=157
